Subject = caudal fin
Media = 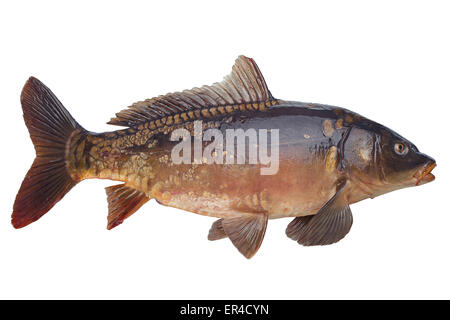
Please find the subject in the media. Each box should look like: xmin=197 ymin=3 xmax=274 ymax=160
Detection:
xmin=12 ymin=77 xmax=84 ymax=228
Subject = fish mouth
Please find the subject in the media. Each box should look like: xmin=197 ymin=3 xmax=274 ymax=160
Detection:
xmin=414 ymin=161 xmax=436 ymax=186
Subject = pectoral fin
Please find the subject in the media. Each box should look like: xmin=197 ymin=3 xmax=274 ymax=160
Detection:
xmin=222 ymin=214 xmax=268 ymax=259
xmin=286 ymin=179 xmax=352 ymax=246
xmin=286 ymin=214 xmax=312 ymax=241
xmin=208 ymin=219 xmax=227 ymax=240
xmin=105 ymin=184 xmax=149 ymax=230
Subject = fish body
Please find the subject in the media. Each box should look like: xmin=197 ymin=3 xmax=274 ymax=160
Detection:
xmin=13 ymin=56 xmax=436 ymax=258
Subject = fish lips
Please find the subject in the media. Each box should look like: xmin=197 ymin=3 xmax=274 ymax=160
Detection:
xmin=414 ymin=161 xmax=436 ymax=186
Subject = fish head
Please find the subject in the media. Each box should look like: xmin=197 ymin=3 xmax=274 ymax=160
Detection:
xmin=343 ymin=119 xmax=436 ymax=197
xmin=376 ymin=127 xmax=436 ymax=188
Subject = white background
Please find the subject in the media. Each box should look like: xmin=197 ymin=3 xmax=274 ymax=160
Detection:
xmin=0 ymin=0 xmax=449 ymax=299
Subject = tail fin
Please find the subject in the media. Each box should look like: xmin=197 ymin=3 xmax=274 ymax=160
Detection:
xmin=12 ymin=77 xmax=84 ymax=228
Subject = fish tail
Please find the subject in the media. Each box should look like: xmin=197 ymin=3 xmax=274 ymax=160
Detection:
xmin=12 ymin=77 xmax=86 ymax=228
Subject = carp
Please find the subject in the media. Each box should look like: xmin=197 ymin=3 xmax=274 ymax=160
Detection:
xmin=12 ymin=56 xmax=436 ymax=258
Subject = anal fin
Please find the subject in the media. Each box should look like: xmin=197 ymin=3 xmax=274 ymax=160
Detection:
xmin=286 ymin=179 xmax=353 ymax=246
xmin=105 ymin=184 xmax=149 ymax=230
xmin=208 ymin=219 xmax=227 ymax=241
xmin=222 ymin=214 xmax=268 ymax=259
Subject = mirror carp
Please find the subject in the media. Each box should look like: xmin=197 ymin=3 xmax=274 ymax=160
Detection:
xmin=12 ymin=56 xmax=436 ymax=258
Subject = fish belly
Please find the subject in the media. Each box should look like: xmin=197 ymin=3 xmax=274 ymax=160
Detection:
xmin=146 ymin=159 xmax=338 ymax=219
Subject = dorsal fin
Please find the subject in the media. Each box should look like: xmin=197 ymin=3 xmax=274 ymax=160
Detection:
xmin=108 ymin=56 xmax=275 ymax=128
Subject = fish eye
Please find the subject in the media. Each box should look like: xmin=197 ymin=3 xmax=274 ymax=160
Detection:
xmin=394 ymin=142 xmax=408 ymax=156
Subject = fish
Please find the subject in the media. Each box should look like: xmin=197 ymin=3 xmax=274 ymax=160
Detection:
xmin=12 ymin=56 xmax=436 ymax=258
